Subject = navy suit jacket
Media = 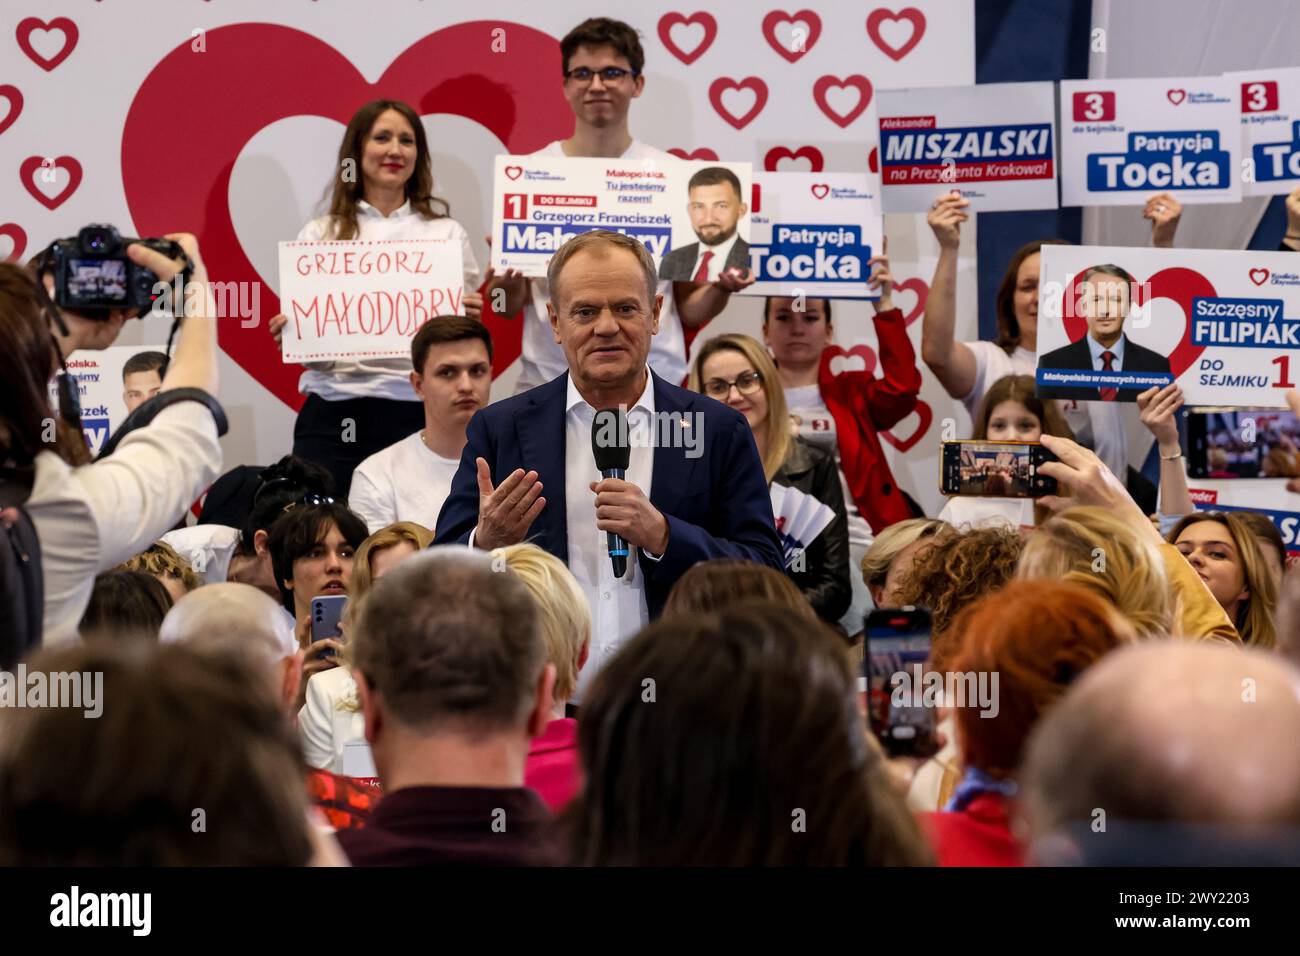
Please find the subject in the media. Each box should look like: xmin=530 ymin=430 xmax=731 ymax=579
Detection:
xmin=433 ymin=370 xmax=784 ymax=619
xmin=1037 ymin=334 xmax=1171 ymax=401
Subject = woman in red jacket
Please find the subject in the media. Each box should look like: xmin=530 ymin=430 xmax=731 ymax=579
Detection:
xmin=763 ymin=252 xmax=922 ymax=636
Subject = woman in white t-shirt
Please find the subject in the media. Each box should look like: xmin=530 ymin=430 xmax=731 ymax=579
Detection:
xmin=939 ymin=374 xmax=1074 ymax=531
xmin=269 ymin=100 xmax=482 ymax=498
xmin=919 ymin=189 xmax=1182 ymax=484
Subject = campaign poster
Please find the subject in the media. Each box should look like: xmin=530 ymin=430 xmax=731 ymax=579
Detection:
xmin=738 ymin=172 xmax=882 ymax=299
xmin=1225 ymin=66 xmax=1300 ymax=197
xmin=1035 ymin=245 xmax=1300 ymax=406
xmin=877 ymin=81 xmax=1058 ymax=212
xmin=277 ymin=238 xmax=466 ymax=363
xmin=1059 ymin=76 xmax=1241 ymax=207
xmin=56 ymin=345 xmax=163 ymax=457
xmin=489 ymin=154 xmax=753 ymax=279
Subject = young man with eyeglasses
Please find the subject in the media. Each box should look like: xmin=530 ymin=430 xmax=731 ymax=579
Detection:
xmin=486 ymin=17 xmax=753 ymax=393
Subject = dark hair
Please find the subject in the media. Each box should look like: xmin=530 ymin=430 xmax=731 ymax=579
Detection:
xmin=972 ymin=374 xmax=1075 ymax=441
xmin=763 ymin=296 xmax=833 ymax=326
xmin=122 ymin=350 xmax=168 ymax=382
xmin=324 ymin=100 xmax=449 ymax=241
xmin=411 ymin=315 xmax=493 ymax=375
xmin=687 ymin=165 xmax=742 ymax=201
xmin=0 ymin=641 xmax=314 ymax=865
xmin=267 ymin=502 xmax=368 ymax=614
xmin=559 ymin=17 xmax=645 ymax=76
xmin=1080 ymin=262 xmax=1136 ymax=287
xmin=664 ymin=559 xmax=816 ymax=620
xmin=352 ymin=548 xmax=544 ymax=733
xmin=994 ymin=239 xmax=1069 ymax=353
xmin=235 ymin=456 xmax=336 ymax=557
xmin=0 ymin=263 xmax=89 ymax=468
xmin=565 ymin=603 xmax=932 ymax=865
xmin=78 ymin=570 xmax=172 ymax=641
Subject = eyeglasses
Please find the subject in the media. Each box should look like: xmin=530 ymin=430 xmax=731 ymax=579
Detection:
xmin=564 ymin=66 xmax=638 ymax=84
xmin=702 ymin=370 xmax=763 ymax=400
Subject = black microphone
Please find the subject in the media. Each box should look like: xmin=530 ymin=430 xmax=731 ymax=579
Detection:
xmin=591 ymin=407 xmax=631 ymax=579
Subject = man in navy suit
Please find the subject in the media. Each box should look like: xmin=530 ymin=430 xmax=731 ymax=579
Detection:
xmin=435 ymin=230 xmax=782 ymax=697
xmin=1038 ymin=263 xmax=1171 ymax=402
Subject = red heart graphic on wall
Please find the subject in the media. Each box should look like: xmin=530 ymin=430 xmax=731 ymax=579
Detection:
xmin=892 ymin=276 xmax=928 ymax=325
xmin=709 ymin=77 xmax=769 ymax=129
xmin=810 ymin=183 xmax=829 ymax=199
xmin=866 ymin=8 xmax=926 ymax=62
xmin=0 ymin=223 xmax=27 ymax=262
xmin=1060 ymin=266 xmax=1216 ymax=379
xmin=1249 ymin=268 xmax=1269 ymax=286
xmin=668 ymin=147 xmax=719 ymax=160
xmin=0 ymin=86 xmax=23 ymax=136
xmin=16 ymin=17 xmax=79 ymax=71
xmin=822 ymin=343 xmax=878 ymax=378
xmin=868 ymin=146 xmax=879 ymax=174
xmin=880 ymin=400 xmax=932 ymax=452
xmin=123 ymin=22 xmax=572 ymax=410
xmin=658 ymin=12 xmax=717 ymax=65
xmin=813 ymin=75 xmax=872 ymax=128
xmin=20 ymin=155 xmax=82 ymax=210
xmin=764 ymin=145 xmax=824 ymax=172
xmin=1166 ymin=89 xmax=1186 ymax=105
xmin=762 ymin=10 xmax=822 ymax=63
xmin=504 ymin=165 xmax=523 ymax=180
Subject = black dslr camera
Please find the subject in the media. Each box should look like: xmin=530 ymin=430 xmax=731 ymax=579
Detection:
xmin=47 ymin=224 xmax=186 ymax=315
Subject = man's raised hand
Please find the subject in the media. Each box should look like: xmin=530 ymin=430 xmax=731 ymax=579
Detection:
xmin=474 ymin=457 xmax=545 ymax=550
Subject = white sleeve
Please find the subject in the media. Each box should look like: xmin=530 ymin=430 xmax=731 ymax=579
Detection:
xmin=70 ymin=401 xmax=222 ymax=571
xmin=453 ymin=219 xmax=482 ymax=291
xmin=960 ymin=340 xmax=994 ymax=411
xmin=298 ymin=671 xmax=340 ymax=771
xmin=296 ymin=216 xmax=331 ymax=241
xmin=346 ymin=466 xmax=391 ymax=536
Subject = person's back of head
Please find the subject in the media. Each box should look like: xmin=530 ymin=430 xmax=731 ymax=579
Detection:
xmin=948 ymin=580 xmax=1134 ymax=781
xmin=1018 ymin=505 xmax=1172 ymax=640
xmin=567 ymin=602 xmax=931 ymax=866
xmin=78 ymin=570 xmax=173 ymax=642
xmin=0 ymin=641 xmax=314 ymax=865
xmin=1022 ymin=642 xmax=1300 ymax=861
xmin=352 ymin=546 xmax=549 ymax=746
xmin=663 ymin=558 xmax=817 ymax=620
xmin=118 ymin=540 xmax=204 ymax=599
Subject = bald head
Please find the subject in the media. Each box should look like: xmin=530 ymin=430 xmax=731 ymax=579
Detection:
xmin=160 ymin=582 xmax=297 ymax=664
xmin=1023 ymin=642 xmax=1300 ymax=843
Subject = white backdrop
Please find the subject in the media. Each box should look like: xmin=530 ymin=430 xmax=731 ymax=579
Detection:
xmin=1 ymin=1 xmax=978 ymax=515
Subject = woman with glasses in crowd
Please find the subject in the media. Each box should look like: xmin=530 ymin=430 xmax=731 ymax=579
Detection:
xmin=690 ymin=334 xmax=850 ymax=626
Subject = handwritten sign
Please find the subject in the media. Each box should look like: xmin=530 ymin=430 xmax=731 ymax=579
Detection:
xmin=277 ymin=238 xmax=465 ymax=362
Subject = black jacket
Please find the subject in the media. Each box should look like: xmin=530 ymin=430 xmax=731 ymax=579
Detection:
xmin=772 ymin=438 xmax=851 ymax=625
xmin=1037 ymin=334 xmax=1171 ymax=401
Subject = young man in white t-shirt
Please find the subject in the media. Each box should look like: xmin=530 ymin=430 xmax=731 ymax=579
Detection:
xmin=348 ymin=317 xmax=492 ymax=534
xmin=485 ymin=17 xmax=753 ymax=392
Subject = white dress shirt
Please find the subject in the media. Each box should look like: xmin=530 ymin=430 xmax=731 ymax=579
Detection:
xmin=516 ymin=140 xmax=688 ymax=391
xmin=689 ymin=232 xmax=741 ymax=283
xmin=565 ymin=369 xmax=660 ymax=702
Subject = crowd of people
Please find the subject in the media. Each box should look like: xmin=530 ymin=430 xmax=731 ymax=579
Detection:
xmin=3 ymin=16 xmax=1300 ymax=868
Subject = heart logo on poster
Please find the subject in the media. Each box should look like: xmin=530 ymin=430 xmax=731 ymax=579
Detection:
xmin=810 ymin=183 xmax=829 ymax=199
xmin=0 ymin=86 xmax=23 ymax=137
xmin=1061 ymin=266 xmax=1217 ymax=379
xmin=764 ymin=145 xmax=824 ymax=172
xmin=1249 ymin=268 xmax=1270 ymax=286
xmin=823 ymin=344 xmax=878 ymax=378
xmin=122 ymin=22 xmax=572 ymax=410
xmin=503 ymin=165 xmax=523 ymax=180
xmin=0 ymin=223 xmax=27 ymax=262
xmin=20 ymin=155 xmax=82 ymax=210
xmin=16 ymin=17 xmax=79 ymax=71
xmin=868 ymin=146 xmax=879 ymax=174
xmin=866 ymin=8 xmax=926 ymax=62
xmin=892 ymin=277 xmax=929 ymax=325
xmin=880 ymin=400 xmax=933 ymax=453
xmin=813 ymin=75 xmax=872 ymax=128
xmin=668 ymin=148 xmax=719 ymax=160
xmin=657 ymin=12 xmax=717 ymax=65
xmin=709 ymin=77 xmax=769 ymax=129
xmin=1166 ymin=88 xmax=1186 ymax=105
xmin=762 ymin=10 xmax=823 ymax=64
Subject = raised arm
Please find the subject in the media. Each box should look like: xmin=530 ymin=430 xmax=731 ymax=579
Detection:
xmin=920 ymin=191 xmax=978 ymax=400
xmin=1137 ymin=384 xmax=1194 ymax=517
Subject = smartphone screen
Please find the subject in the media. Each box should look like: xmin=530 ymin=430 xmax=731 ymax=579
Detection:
xmin=311 ymin=595 xmax=348 ymax=652
xmin=864 ymin=607 xmax=939 ymax=759
xmin=941 ymin=440 xmax=1057 ymax=498
xmin=1187 ymin=407 xmax=1300 ymax=479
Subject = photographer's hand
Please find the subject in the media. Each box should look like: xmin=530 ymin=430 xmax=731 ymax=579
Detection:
xmin=130 ymin=234 xmax=218 ymax=396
